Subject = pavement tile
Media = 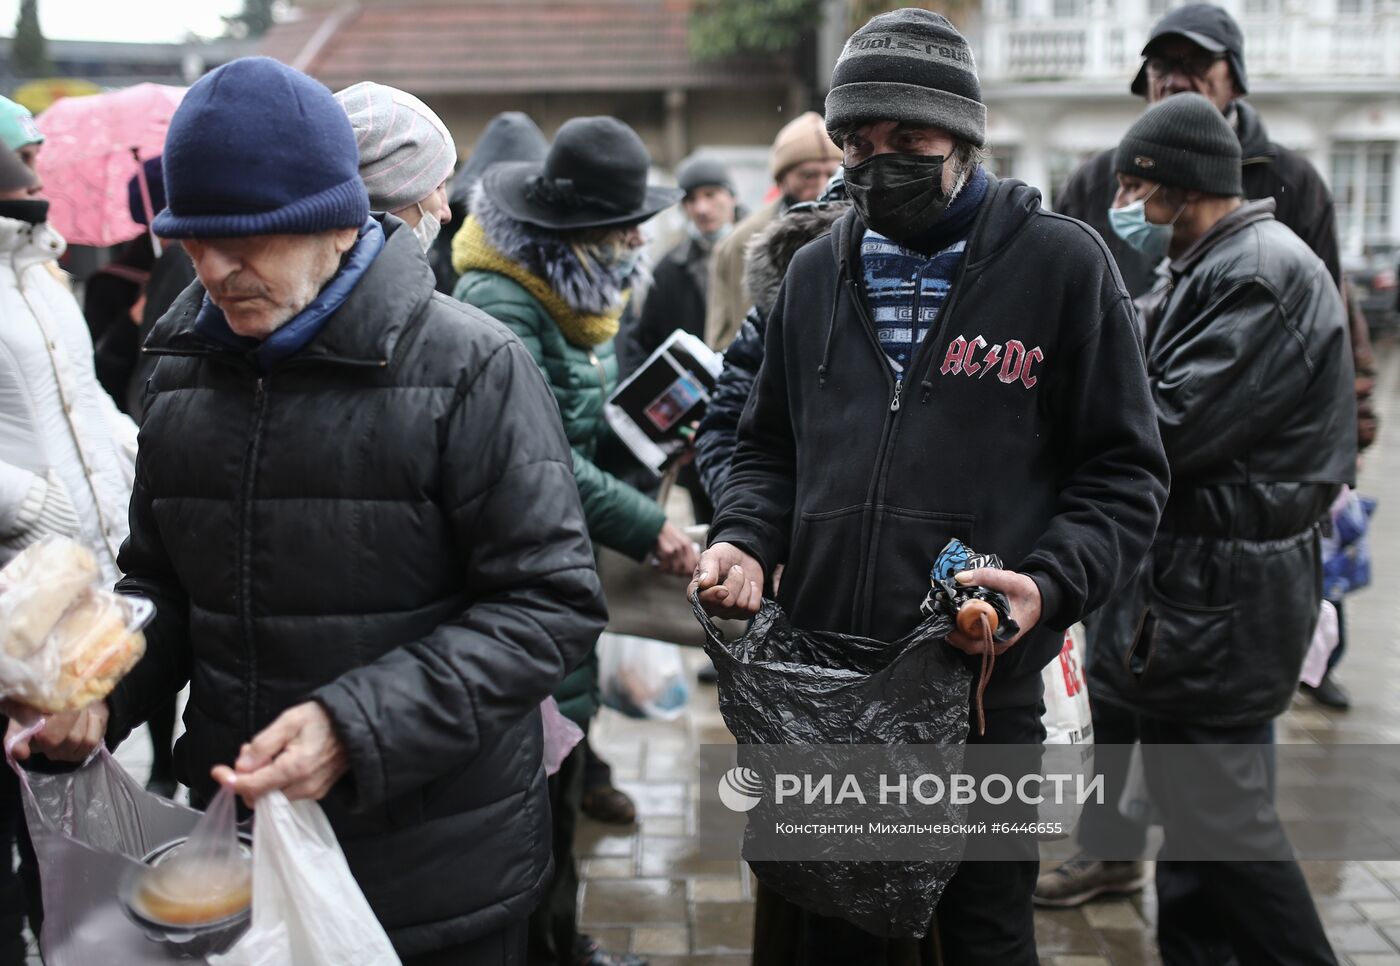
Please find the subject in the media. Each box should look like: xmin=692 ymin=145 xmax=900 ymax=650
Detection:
xmin=1328 ymin=923 xmax=1394 ymax=954
xmin=1359 ymin=901 xmax=1400 ymax=926
xmin=575 ymin=820 xmax=638 ymax=858
xmin=1034 ymin=909 xmax=1098 ymax=954
xmin=631 ymin=926 xmax=690 ymax=955
xmin=639 ymin=836 xmax=739 ymax=878
xmin=1095 ymin=926 xmax=1162 ymax=966
xmin=690 ymin=878 xmax=747 ymax=902
xmin=645 ymin=816 xmax=689 ymax=837
xmin=1320 ymin=901 xmax=1369 ymax=925
xmin=614 ymin=780 xmax=689 ymax=817
xmin=1082 ymin=900 xmax=1143 ymax=930
xmin=691 ymin=901 xmax=755 ymax=953
xmin=580 ymin=878 xmax=687 ymax=926
xmin=584 ymin=926 xmax=631 ymax=953
xmin=583 ymin=857 xmax=636 ymax=879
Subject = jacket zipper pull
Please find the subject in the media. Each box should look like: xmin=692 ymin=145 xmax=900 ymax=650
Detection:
xmin=890 ymin=377 xmax=904 ymax=412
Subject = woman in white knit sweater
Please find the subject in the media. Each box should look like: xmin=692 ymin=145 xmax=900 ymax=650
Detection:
xmin=0 ymin=146 xmax=137 ymax=584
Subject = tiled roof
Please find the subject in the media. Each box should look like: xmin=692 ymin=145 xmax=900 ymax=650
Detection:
xmin=258 ymin=2 xmax=793 ymax=94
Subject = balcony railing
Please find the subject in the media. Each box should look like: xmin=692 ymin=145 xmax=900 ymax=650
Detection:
xmin=978 ymin=11 xmax=1400 ymax=82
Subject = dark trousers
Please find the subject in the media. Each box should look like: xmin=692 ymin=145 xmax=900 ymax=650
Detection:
xmin=1139 ymin=717 xmax=1337 ymax=966
xmin=582 ymin=736 xmax=611 ymax=792
xmin=403 ymin=919 xmax=528 ymax=966
xmin=0 ymin=733 xmax=41 ymax=966
xmin=1076 ymin=698 xmax=1148 ymax=858
xmin=528 ymin=740 xmax=586 ymax=966
xmin=758 ymin=704 xmax=1044 ymax=966
xmin=147 ymin=693 xmax=178 ymax=785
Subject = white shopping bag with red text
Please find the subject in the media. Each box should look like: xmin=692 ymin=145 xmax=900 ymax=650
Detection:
xmin=1042 ymin=624 xmax=1093 ymax=746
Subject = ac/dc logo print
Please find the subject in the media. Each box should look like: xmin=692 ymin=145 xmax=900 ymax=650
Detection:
xmin=939 ymin=335 xmax=1044 ymax=389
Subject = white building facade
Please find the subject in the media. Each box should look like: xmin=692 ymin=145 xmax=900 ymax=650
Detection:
xmin=963 ymin=0 xmax=1400 ymax=262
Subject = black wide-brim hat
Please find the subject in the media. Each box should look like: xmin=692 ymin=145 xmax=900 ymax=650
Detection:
xmin=482 ymin=115 xmax=682 ymax=231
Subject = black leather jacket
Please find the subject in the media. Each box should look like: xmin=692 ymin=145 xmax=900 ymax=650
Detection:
xmin=1089 ymin=200 xmax=1356 ymax=727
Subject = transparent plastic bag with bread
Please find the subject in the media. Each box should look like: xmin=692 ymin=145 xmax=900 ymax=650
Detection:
xmin=0 ymin=535 xmax=150 ymax=714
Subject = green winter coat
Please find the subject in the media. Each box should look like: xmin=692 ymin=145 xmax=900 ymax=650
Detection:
xmin=454 ymin=269 xmax=665 ymax=723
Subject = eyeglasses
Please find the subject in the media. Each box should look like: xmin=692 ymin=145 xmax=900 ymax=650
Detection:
xmin=1144 ymin=51 xmax=1226 ymax=79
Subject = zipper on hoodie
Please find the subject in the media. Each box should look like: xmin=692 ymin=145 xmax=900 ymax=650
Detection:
xmin=843 ymin=221 xmax=981 ymax=633
xmin=238 ymin=376 xmax=269 ymax=741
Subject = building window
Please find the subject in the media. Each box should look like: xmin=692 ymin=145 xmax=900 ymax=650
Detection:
xmin=1332 ymin=141 xmax=1394 ymax=251
xmin=1053 ymin=0 xmax=1086 ymax=17
xmin=1045 ymin=149 xmax=1097 ymax=211
xmin=1243 ymin=0 xmax=1279 ymax=13
xmin=1005 ymin=0 xmax=1023 ymax=17
xmin=1336 ymin=0 xmax=1368 ymax=14
xmin=988 ymin=147 xmax=1018 ymax=181
xmin=1148 ymin=0 xmax=1173 ymax=15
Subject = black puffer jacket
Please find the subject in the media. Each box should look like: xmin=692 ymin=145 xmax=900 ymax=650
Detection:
xmin=105 ymin=218 xmax=606 ymax=955
xmin=695 ymin=204 xmax=849 ymax=503
xmin=1088 ymin=200 xmax=1355 ymax=727
xmin=695 ymin=306 xmax=765 ymax=503
xmin=1056 ymin=100 xmax=1341 ymax=297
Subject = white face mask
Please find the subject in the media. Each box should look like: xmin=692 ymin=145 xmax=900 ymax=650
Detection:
xmin=412 ymin=203 xmax=441 ymax=253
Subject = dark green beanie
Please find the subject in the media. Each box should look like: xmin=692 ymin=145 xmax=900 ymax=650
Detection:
xmin=1115 ymin=93 xmax=1241 ymax=196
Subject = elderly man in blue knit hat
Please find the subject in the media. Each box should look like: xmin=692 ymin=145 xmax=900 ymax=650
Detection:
xmin=13 ymin=56 xmax=607 ymax=965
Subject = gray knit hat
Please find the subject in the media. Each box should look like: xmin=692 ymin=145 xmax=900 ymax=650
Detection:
xmin=825 ymin=9 xmax=985 ymax=148
xmin=1115 ymin=93 xmax=1241 ymax=196
xmin=676 ymin=153 xmax=734 ymax=196
xmin=336 ymin=82 xmax=457 ymax=212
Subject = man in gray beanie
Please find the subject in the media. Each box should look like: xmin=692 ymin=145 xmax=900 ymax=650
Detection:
xmin=691 ymin=10 xmax=1169 ymax=964
xmin=336 ymin=82 xmax=458 ymax=255
xmin=1082 ymin=93 xmax=1349 ymax=966
xmin=626 ymin=152 xmax=738 ymax=369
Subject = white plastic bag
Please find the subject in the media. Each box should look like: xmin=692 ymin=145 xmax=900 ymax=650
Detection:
xmin=1299 ymin=600 xmax=1340 ymax=688
xmin=596 ymin=632 xmax=690 ymax=720
xmin=211 ymin=792 xmax=399 ymax=966
xmin=1041 ymin=624 xmax=1093 ymax=745
xmin=541 ymin=695 xmax=583 ymax=776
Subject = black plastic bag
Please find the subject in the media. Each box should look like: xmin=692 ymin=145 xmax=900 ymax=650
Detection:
xmin=691 ymin=592 xmax=971 ymax=938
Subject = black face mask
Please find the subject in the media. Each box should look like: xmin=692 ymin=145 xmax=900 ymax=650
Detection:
xmin=0 ymin=199 xmax=49 ymax=226
xmin=843 ymin=152 xmax=951 ymax=241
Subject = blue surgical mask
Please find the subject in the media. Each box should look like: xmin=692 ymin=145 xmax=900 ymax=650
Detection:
xmin=1107 ymin=185 xmax=1182 ymax=260
xmin=595 ymin=243 xmax=643 ymax=282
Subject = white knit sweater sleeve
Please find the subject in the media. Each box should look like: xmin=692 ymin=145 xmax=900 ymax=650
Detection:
xmin=0 ymin=461 xmax=45 ymax=540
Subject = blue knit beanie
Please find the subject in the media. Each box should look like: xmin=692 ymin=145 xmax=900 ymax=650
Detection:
xmin=153 ymin=57 xmax=369 ymax=238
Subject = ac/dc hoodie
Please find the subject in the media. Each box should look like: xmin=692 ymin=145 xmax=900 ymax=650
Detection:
xmin=709 ymin=177 xmax=1171 ymax=712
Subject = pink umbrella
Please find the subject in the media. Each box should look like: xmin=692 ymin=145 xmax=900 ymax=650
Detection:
xmin=34 ymin=83 xmax=185 ymax=249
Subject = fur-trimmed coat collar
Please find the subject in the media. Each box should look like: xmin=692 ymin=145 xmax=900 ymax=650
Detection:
xmin=464 ymin=185 xmax=648 ymax=316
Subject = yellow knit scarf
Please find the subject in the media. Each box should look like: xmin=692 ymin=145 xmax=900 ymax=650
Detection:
xmin=451 ymin=217 xmax=626 ymax=347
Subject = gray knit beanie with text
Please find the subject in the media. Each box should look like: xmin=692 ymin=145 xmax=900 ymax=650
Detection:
xmin=825 ymin=9 xmax=985 ymax=148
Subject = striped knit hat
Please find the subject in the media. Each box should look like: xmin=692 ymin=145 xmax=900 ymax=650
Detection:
xmin=336 ymin=82 xmax=457 ymax=213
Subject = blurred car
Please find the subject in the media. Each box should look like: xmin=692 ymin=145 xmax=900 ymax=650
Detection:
xmin=1343 ymin=248 xmax=1398 ymax=334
